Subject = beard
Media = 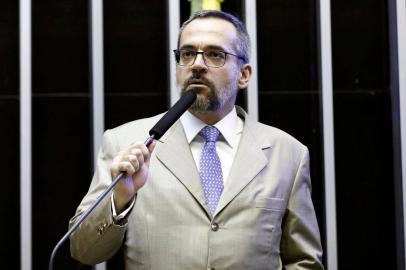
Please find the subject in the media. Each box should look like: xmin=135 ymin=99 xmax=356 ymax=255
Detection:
xmin=179 ymin=71 xmax=239 ymax=114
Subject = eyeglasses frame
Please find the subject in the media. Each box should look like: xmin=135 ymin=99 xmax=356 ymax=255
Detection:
xmin=173 ymin=49 xmax=245 ymax=68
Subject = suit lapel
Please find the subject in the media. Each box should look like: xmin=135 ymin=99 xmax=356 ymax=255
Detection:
xmin=154 ymin=108 xmax=272 ymax=218
xmin=215 ymin=111 xmax=270 ymax=215
xmin=155 ymin=121 xmax=211 ymax=215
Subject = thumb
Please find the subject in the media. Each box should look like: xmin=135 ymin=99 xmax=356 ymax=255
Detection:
xmin=145 ymin=140 xmax=157 ymax=164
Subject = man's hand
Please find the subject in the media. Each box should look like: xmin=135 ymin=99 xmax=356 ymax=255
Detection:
xmin=110 ymin=141 xmax=156 ymax=214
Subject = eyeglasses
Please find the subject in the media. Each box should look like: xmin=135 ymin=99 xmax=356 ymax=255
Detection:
xmin=173 ymin=49 xmax=245 ymax=68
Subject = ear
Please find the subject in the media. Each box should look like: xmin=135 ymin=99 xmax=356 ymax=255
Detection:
xmin=238 ymin=64 xmax=252 ymax=89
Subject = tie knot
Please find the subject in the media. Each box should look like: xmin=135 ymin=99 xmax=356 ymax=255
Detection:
xmin=199 ymin=126 xmax=220 ymax=143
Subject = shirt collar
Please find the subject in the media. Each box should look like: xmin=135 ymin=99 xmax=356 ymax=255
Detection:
xmin=180 ymin=107 xmax=242 ymax=148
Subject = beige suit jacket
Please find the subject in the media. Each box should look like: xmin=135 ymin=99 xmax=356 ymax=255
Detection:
xmin=70 ymin=107 xmax=324 ymax=270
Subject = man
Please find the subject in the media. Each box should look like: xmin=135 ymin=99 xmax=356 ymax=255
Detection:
xmin=70 ymin=10 xmax=324 ymax=270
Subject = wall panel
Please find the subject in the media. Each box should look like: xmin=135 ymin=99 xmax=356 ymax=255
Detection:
xmin=104 ymin=0 xmax=168 ymax=131
xmin=0 ymin=0 xmax=20 ymax=268
xmin=0 ymin=99 xmax=20 ymax=268
xmin=331 ymin=0 xmax=397 ymax=268
xmin=32 ymin=0 xmax=91 ymax=269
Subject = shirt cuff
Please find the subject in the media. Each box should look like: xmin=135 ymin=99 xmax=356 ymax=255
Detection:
xmin=111 ymin=193 xmax=136 ymax=221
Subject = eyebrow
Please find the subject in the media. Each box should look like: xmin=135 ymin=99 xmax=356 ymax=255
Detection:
xmin=179 ymin=44 xmax=227 ymax=51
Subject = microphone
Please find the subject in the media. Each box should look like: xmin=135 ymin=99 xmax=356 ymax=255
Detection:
xmin=49 ymin=90 xmax=197 ymax=270
xmin=146 ymin=90 xmax=197 ymax=145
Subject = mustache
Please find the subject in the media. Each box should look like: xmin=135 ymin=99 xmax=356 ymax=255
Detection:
xmin=184 ymin=72 xmax=213 ymax=88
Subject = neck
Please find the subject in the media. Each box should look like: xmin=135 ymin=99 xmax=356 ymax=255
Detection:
xmin=190 ymin=105 xmax=234 ymax=125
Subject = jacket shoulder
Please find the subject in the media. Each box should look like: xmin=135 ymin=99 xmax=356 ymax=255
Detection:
xmin=237 ymin=106 xmax=306 ymax=151
xmin=250 ymin=121 xmax=308 ymax=159
xmin=104 ymin=112 xmax=165 ymax=150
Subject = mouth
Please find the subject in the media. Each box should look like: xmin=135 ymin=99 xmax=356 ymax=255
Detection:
xmin=188 ymin=83 xmax=207 ymax=88
xmin=186 ymin=80 xmax=208 ymax=90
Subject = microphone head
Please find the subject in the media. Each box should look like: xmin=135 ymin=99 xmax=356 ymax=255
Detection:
xmin=149 ymin=90 xmax=197 ymax=139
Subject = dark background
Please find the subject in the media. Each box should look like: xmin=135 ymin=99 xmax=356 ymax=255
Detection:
xmin=0 ymin=0 xmax=399 ymax=269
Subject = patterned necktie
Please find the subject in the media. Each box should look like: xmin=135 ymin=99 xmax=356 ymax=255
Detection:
xmin=199 ymin=126 xmax=224 ymax=215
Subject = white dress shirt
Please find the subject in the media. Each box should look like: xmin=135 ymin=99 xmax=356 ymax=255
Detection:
xmin=180 ymin=107 xmax=244 ymax=186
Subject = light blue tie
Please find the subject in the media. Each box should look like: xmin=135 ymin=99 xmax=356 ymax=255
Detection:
xmin=199 ymin=126 xmax=224 ymax=215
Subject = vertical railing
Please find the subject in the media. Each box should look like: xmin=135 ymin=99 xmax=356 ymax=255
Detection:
xmin=389 ymin=0 xmax=406 ymax=269
xmin=91 ymin=0 xmax=105 ymax=164
xmin=20 ymin=0 xmax=32 ymax=269
xmin=90 ymin=0 xmax=106 ymax=269
xmin=168 ymin=0 xmax=181 ymax=106
xmin=244 ymin=0 xmax=259 ymax=121
xmin=318 ymin=0 xmax=338 ymax=269
xmin=396 ymin=0 xmax=406 ymax=268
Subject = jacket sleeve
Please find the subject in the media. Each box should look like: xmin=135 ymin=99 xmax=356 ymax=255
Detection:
xmin=280 ymin=146 xmax=325 ymax=270
xmin=69 ymin=130 xmax=129 ymax=265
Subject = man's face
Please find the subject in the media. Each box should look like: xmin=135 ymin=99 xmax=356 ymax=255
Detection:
xmin=176 ymin=17 xmax=242 ymax=114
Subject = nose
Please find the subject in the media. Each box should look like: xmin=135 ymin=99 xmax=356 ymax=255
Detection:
xmin=191 ymin=53 xmax=208 ymax=72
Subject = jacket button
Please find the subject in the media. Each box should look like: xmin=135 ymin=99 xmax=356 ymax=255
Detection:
xmin=211 ymin=222 xmax=219 ymax=231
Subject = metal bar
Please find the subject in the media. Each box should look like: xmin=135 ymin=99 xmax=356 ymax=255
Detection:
xmin=244 ymin=0 xmax=259 ymax=121
xmin=20 ymin=0 xmax=32 ymax=269
xmin=388 ymin=1 xmax=405 ymax=269
xmin=90 ymin=0 xmax=106 ymax=269
xmin=168 ymin=0 xmax=181 ymax=106
xmin=396 ymin=0 xmax=406 ymax=268
xmin=91 ymin=0 xmax=105 ymax=163
xmin=318 ymin=0 xmax=338 ymax=269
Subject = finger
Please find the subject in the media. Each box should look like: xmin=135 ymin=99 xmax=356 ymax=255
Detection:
xmin=128 ymin=154 xmax=141 ymax=170
xmin=132 ymin=143 xmax=150 ymax=163
xmin=145 ymin=140 xmax=157 ymax=164
xmin=112 ymin=150 xmax=131 ymax=164
xmin=128 ymin=148 xmax=145 ymax=168
xmin=111 ymin=161 xmax=135 ymax=176
xmin=148 ymin=140 xmax=157 ymax=153
xmin=121 ymin=161 xmax=136 ymax=175
xmin=129 ymin=147 xmax=143 ymax=158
